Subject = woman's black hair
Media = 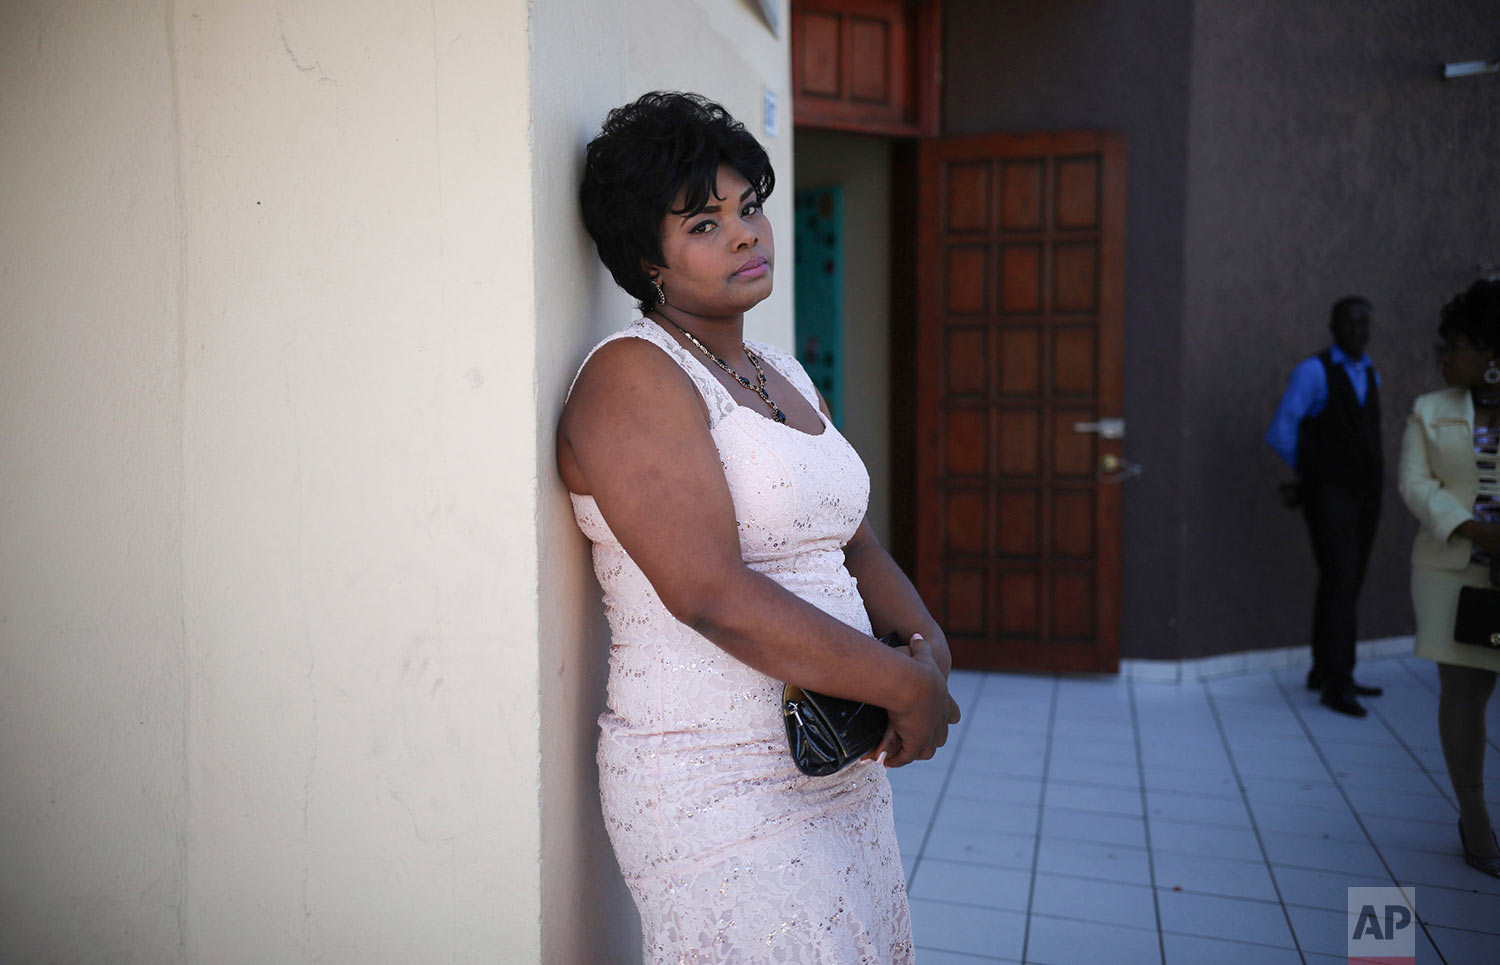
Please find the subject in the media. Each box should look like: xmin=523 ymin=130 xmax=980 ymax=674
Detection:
xmin=579 ymin=91 xmax=775 ymax=315
xmin=1438 ymin=278 xmax=1500 ymax=351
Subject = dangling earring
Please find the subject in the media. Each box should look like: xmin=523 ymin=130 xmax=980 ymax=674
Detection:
xmin=651 ymin=278 xmax=665 ymax=308
xmin=1485 ymin=359 xmax=1500 ymax=385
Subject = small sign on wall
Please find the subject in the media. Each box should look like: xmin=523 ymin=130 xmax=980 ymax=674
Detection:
xmin=763 ymin=86 xmax=779 ymax=138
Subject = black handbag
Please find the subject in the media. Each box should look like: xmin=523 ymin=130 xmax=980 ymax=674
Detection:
xmin=782 ymin=632 xmax=905 ymax=777
xmin=1454 ymin=585 xmax=1500 ymax=649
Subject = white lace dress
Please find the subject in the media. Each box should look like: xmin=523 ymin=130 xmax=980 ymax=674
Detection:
xmin=569 ymin=319 xmax=913 ymax=964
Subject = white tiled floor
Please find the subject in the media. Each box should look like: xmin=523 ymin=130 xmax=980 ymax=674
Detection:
xmin=895 ymin=656 xmax=1500 ymax=964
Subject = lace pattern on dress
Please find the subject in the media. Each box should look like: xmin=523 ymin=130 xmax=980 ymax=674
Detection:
xmin=566 ymin=319 xmax=912 ymax=964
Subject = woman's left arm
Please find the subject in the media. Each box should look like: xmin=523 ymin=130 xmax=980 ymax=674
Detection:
xmin=811 ymin=387 xmax=953 ymax=677
xmin=843 ymin=520 xmax=952 ymax=678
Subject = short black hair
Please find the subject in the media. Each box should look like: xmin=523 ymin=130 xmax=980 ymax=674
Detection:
xmin=579 ymin=91 xmax=775 ymax=315
xmin=1438 ymin=278 xmax=1500 ymax=352
xmin=1329 ymin=296 xmax=1371 ymax=328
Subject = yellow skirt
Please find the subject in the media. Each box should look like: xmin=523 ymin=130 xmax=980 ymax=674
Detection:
xmin=1412 ymin=561 xmax=1500 ymax=673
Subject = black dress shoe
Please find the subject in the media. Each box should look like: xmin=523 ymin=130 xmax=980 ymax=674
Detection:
xmin=1307 ymin=671 xmax=1382 ymax=697
xmin=1320 ymin=688 xmax=1368 ymax=718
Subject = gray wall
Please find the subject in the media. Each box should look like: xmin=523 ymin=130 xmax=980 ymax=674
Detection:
xmin=1179 ymin=1 xmax=1500 ymax=657
xmin=946 ymin=0 xmax=1500 ymax=659
xmin=945 ymin=0 xmax=1195 ymax=659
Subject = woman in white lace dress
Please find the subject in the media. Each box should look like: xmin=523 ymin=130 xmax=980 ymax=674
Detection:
xmin=557 ymin=92 xmax=960 ymax=963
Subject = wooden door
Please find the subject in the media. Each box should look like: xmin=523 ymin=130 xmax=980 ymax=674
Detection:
xmin=914 ymin=132 xmax=1126 ymax=673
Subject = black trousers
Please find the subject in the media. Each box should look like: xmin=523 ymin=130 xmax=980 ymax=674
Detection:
xmin=1302 ymin=481 xmax=1381 ymax=688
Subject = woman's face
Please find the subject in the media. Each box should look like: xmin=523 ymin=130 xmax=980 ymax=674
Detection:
xmin=651 ymin=164 xmax=774 ymax=319
xmin=1438 ymin=331 xmax=1496 ymax=388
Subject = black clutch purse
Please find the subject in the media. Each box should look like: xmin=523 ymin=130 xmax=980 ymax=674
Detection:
xmin=1454 ymin=586 xmax=1500 ymax=649
xmin=782 ymin=632 xmax=905 ymax=777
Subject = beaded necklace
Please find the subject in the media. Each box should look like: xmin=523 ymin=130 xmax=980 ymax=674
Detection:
xmin=663 ymin=318 xmax=787 ymax=424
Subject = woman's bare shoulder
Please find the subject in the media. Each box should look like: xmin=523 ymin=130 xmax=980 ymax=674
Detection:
xmin=558 ymin=331 xmax=715 ymax=484
xmin=563 ymin=335 xmax=703 ymax=425
xmin=558 ymin=335 xmax=710 ymax=494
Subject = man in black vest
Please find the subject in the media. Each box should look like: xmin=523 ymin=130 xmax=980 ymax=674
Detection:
xmin=1266 ymin=297 xmax=1384 ymax=717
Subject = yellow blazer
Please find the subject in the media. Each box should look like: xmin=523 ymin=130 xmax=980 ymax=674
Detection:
xmin=1397 ymin=386 xmax=1479 ymax=571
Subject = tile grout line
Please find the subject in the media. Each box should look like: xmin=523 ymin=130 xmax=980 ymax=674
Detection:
xmin=1364 ymin=671 xmax=1460 ymax=814
xmin=1398 ymin=655 xmax=1441 ymax=699
xmin=1125 ymin=676 xmax=1168 ymax=965
xmin=908 ymin=854 xmax=1306 ymax=902
xmin=1017 ymin=675 xmax=1060 ymax=965
xmin=1269 ymin=671 xmax=1452 ymax=965
xmin=909 ymin=664 xmax=1495 ymax=962
xmin=905 ymin=671 xmax=983 ymax=892
xmin=1198 ymin=677 xmax=1309 ymax=964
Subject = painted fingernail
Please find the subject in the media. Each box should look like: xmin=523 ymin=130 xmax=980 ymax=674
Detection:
xmin=875 ymin=751 xmax=888 ymax=767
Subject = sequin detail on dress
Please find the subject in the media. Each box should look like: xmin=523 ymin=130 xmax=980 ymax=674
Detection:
xmin=569 ymin=319 xmax=913 ymax=964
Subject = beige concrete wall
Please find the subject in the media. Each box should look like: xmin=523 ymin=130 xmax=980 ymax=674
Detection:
xmin=0 ymin=3 xmax=187 ymax=959
xmin=531 ymin=3 xmax=793 ymax=961
xmin=3 ymin=1 xmax=542 ymax=961
xmin=177 ymin=2 xmax=541 ymax=960
xmin=2 ymin=0 xmax=789 ymax=960
xmin=793 ymin=131 xmax=894 ymax=543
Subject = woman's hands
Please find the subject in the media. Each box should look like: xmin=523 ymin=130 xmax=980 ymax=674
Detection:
xmin=835 ymin=516 xmax=960 ymax=768
xmin=1456 ymin=519 xmax=1500 ymax=554
xmin=871 ymin=634 xmax=962 ymax=768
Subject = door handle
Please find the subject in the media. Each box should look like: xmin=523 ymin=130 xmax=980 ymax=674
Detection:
xmin=1073 ymin=417 xmax=1125 ymax=440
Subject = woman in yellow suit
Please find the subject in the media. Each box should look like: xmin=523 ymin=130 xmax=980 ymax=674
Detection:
xmin=1398 ymin=278 xmax=1500 ymax=878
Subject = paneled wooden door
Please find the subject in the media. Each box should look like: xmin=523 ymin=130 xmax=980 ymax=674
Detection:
xmin=914 ymin=132 xmax=1126 ymax=673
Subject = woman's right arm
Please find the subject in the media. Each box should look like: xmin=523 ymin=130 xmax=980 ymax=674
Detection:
xmin=1396 ymin=404 xmax=1498 ymax=551
xmin=558 ymin=339 xmax=953 ymax=766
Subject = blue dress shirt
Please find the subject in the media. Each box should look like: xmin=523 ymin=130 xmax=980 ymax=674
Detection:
xmin=1265 ymin=344 xmax=1380 ymax=470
